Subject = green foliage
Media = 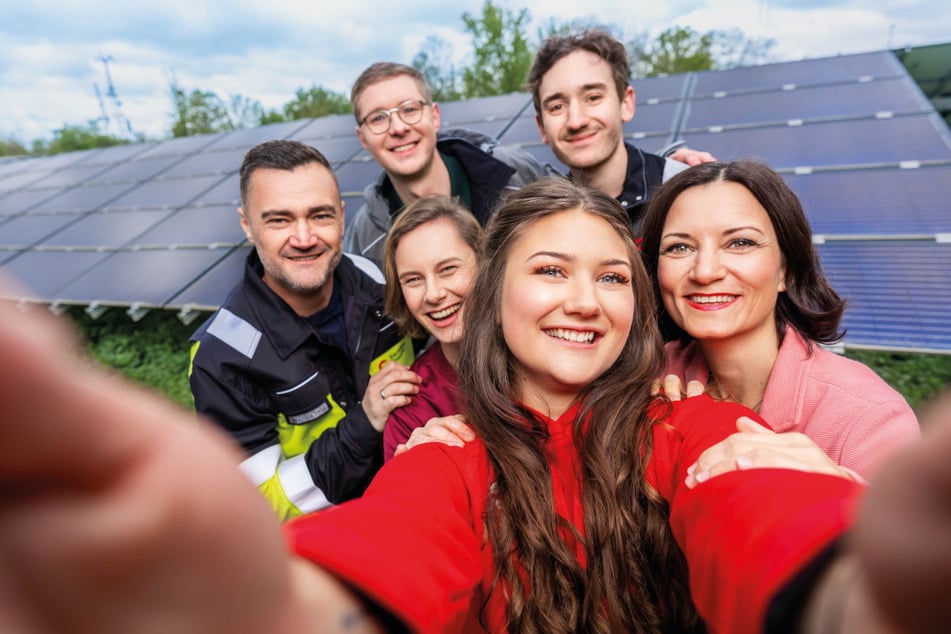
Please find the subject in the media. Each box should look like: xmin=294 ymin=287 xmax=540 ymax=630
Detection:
xmin=412 ymin=36 xmax=463 ymax=102
xmin=67 ymin=306 xmax=199 ymax=410
xmin=0 ymin=137 xmax=29 ymax=157
xmin=169 ymin=79 xmax=266 ymax=137
xmin=630 ymin=26 xmax=715 ymax=77
xmin=31 ymin=121 xmax=128 ymax=155
xmin=461 ymin=0 xmax=533 ymax=97
xmin=282 ymin=85 xmax=351 ymax=120
xmin=844 ymin=350 xmax=951 ymax=411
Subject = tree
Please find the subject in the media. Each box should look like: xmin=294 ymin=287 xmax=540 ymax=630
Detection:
xmin=0 ymin=137 xmax=28 ymax=157
xmin=281 ymin=85 xmax=350 ymax=121
xmin=412 ymin=36 xmax=463 ymax=102
xmin=31 ymin=122 xmax=128 ymax=155
xmin=460 ymin=0 xmax=533 ymax=97
xmin=168 ymin=79 xmax=265 ymax=137
xmin=629 ymin=25 xmax=776 ymax=78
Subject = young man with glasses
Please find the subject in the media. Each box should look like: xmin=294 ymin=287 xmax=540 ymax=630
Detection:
xmin=344 ymin=62 xmax=551 ymax=266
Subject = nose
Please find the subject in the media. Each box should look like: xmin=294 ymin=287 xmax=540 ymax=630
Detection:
xmin=689 ymin=247 xmax=725 ymax=284
xmin=423 ymin=277 xmax=447 ymax=304
xmin=387 ymin=111 xmax=410 ymax=135
xmin=563 ymin=277 xmax=601 ymax=317
xmin=566 ymin=100 xmax=589 ymax=131
xmin=288 ymin=220 xmax=318 ymax=249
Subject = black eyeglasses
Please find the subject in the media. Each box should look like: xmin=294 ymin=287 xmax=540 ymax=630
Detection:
xmin=359 ymin=100 xmax=431 ymax=134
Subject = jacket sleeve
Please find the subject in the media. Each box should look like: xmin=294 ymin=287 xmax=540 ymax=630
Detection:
xmin=285 ymin=444 xmax=485 ymax=634
xmin=190 ymin=345 xmax=383 ymax=521
xmin=651 ymin=396 xmax=864 ymax=634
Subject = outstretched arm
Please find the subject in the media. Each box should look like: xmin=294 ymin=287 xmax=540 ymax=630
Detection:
xmin=0 ymin=293 xmax=383 ymax=633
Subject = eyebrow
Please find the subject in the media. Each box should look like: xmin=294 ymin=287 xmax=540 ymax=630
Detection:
xmin=661 ymin=225 xmax=767 ymax=240
xmin=540 ymin=81 xmax=609 ymax=107
xmin=527 ymin=251 xmax=632 ymax=269
xmin=260 ymin=204 xmax=338 ymax=219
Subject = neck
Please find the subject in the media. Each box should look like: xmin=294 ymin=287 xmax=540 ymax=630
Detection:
xmin=569 ymin=142 xmax=628 ymax=199
xmin=441 ymin=340 xmax=461 ymax=368
xmin=264 ymin=275 xmax=333 ymax=317
xmin=699 ymin=329 xmax=780 ymax=412
xmin=390 ymin=154 xmax=450 ymax=205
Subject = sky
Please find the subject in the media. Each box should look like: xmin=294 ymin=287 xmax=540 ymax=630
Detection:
xmin=2 ymin=0 xmax=949 ymax=145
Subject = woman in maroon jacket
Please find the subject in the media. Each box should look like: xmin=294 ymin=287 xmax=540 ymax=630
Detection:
xmin=380 ymin=196 xmax=481 ymax=461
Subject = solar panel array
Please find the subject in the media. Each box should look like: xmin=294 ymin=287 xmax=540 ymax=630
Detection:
xmin=2 ymin=50 xmax=950 ymax=352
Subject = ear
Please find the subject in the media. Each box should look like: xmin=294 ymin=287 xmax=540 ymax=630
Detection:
xmin=356 ymin=125 xmax=370 ymax=152
xmin=238 ymin=207 xmax=254 ymax=244
xmin=621 ymin=85 xmax=635 ymax=123
xmin=536 ymin=114 xmax=549 ymax=145
xmin=778 ymin=261 xmax=787 ymax=293
xmin=431 ymin=102 xmax=441 ymax=133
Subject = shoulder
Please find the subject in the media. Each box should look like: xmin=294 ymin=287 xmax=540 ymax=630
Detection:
xmin=340 ymin=252 xmax=385 ymax=285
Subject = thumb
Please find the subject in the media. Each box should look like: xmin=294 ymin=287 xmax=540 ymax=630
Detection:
xmin=736 ymin=416 xmax=773 ymax=434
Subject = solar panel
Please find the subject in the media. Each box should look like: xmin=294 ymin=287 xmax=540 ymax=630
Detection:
xmin=0 ymin=48 xmax=948 ymax=353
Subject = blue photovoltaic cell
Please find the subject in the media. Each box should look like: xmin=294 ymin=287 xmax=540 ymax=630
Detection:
xmin=29 ymin=163 xmax=113 ymax=190
xmin=203 ymin=119 xmax=311 ymax=150
xmin=438 ymin=93 xmax=530 ymax=124
xmin=54 ymin=247 xmax=234 ymax=306
xmin=79 ymin=142 xmax=156 ymax=167
xmin=694 ymin=51 xmax=904 ymax=95
xmin=161 ymin=148 xmax=247 ymax=178
xmin=168 ymin=246 xmax=249 ymax=310
xmin=0 ymin=250 xmax=112 ymax=298
xmin=190 ymin=174 xmax=239 ymax=206
xmin=336 ymin=159 xmax=383 ymax=196
xmin=289 ymin=134 xmax=363 ymax=163
xmin=0 ymin=213 xmax=84 ymax=246
xmin=681 ymin=114 xmax=951 ymax=169
xmin=87 ymin=156 xmax=181 ymax=185
xmin=290 ymin=114 xmax=358 ymax=140
xmin=0 ymin=167 xmax=53 ymax=193
xmin=633 ymin=74 xmax=689 ymax=102
xmin=43 ymin=209 xmax=176 ymax=247
xmin=106 ymin=174 xmax=225 ymax=209
xmin=623 ymin=100 xmax=680 ymax=135
xmin=136 ymin=204 xmax=247 ymax=247
xmin=685 ymin=77 xmax=931 ymax=128
xmin=31 ymin=182 xmax=135 ymax=213
xmin=818 ymin=241 xmax=951 ymax=351
xmin=784 ymin=165 xmax=951 ymax=234
xmin=131 ymin=133 xmax=222 ymax=161
xmin=0 ymin=188 xmax=59 ymax=215
xmin=495 ymin=115 xmax=544 ymax=145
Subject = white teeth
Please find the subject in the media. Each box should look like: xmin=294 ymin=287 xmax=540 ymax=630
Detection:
xmin=392 ymin=143 xmax=415 ymax=152
xmin=429 ymin=304 xmax=460 ymax=320
xmin=545 ymin=328 xmax=595 ymax=344
xmin=689 ymin=294 xmax=734 ymax=304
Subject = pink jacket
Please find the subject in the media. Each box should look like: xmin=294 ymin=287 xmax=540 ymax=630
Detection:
xmin=664 ymin=327 xmax=920 ymax=479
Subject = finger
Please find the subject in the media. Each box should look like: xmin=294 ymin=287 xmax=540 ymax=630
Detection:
xmin=736 ymin=416 xmax=773 ymax=434
xmin=662 ymin=374 xmax=686 ymax=400
xmin=685 ymin=380 xmax=705 ymax=398
xmin=393 ymin=443 xmax=407 ymax=457
xmin=435 ymin=416 xmax=476 ymax=441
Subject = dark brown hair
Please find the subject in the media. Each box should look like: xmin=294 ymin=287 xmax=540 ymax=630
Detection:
xmin=640 ymin=160 xmax=846 ymax=345
xmin=527 ymin=30 xmax=631 ymax=119
xmin=238 ymin=140 xmax=335 ymax=208
xmin=382 ymin=195 xmax=483 ymax=339
xmin=459 ymin=176 xmax=699 ymax=632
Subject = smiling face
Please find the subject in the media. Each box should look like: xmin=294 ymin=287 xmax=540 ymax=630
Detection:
xmin=499 ymin=209 xmax=634 ymax=415
xmin=394 ymin=217 xmax=477 ymax=355
xmin=535 ymin=49 xmax=634 ymax=175
xmin=657 ymin=180 xmax=786 ymax=351
xmin=239 ymin=162 xmax=344 ymax=316
xmin=354 ymin=73 xmax=440 ymax=182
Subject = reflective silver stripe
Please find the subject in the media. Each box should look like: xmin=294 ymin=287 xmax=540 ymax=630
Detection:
xmin=238 ymin=444 xmax=282 ymax=487
xmin=345 ymin=252 xmax=384 ymax=284
xmin=278 ymin=454 xmax=332 ymax=513
xmin=274 ymin=371 xmax=319 ymax=396
xmin=207 ymin=308 xmax=262 ymax=359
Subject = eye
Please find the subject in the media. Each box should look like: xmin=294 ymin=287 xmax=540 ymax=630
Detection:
xmin=265 ymin=217 xmax=289 ymax=226
xmin=585 ymin=93 xmax=604 ymax=105
xmin=366 ymin=111 xmax=388 ymax=126
xmin=546 ymin=102 xmax=565 ymax=116
xmin=727 ymin=237 xmax=758 ymax=250
xmin=399 ymin=103 xmax=420 ymax=117
xmin=535 ymin=264 xmax=564 ymax=278
xmin=598 ymin=271 xmax=629 ymax=285
xmin=439 ymin=264 xmax=459 ymax=276
xmin=660 ymin=242 xmax=692 ymax=256
xmin=400 ymin=275 xmax=422 ymax=287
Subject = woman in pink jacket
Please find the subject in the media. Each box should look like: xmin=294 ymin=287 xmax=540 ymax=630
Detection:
xmin=640 ymin=160 xmax=920 ymax=481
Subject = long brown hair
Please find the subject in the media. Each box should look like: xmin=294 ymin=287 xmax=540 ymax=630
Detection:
xmin=459 ymin=177 xmax=700 ymax=632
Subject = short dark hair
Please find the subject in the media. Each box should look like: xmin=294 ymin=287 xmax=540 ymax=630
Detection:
xmin=239 ymin=140 xmax=335 ymax=208
xmin=527 ymin=30 xmax=631 ymax=118
xmin=350 ymin=62 xmax=432 ymax=123
xmin=639 ymin=160 xmax=846 ymax=345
